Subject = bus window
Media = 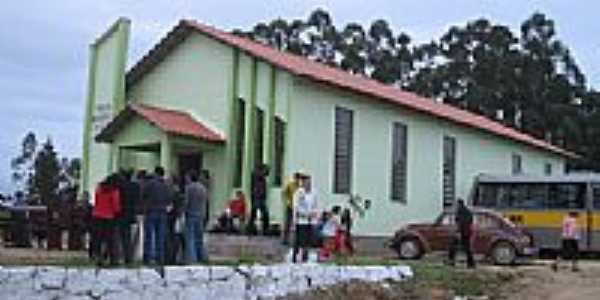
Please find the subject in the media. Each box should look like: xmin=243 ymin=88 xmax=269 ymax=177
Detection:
xmin=548 ymin=183 xmax=585 ymax=209
xmin=523 ymin=184 xmax=548 ymax=209
xmin=496 ymin=185 xmax=511 ymax=209
xmin=593 ymin=184 xmax=600 ymax=209
xmin=477 ymin=184 xmax=498 ymax=207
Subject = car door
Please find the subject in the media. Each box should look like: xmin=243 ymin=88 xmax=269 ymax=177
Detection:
xmin=429 ymin=213 xmax=455 ymax=251
xmin=472 ymin=213 xmax=500 ymax=254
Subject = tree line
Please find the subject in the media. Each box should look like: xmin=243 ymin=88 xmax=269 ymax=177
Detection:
xmin=234 ymin=9 xmax=600 ymax=170
xmin=10 ymin=132 xmax=80 ymax=205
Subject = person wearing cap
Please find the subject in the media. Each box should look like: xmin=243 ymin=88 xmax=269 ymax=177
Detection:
xmin=292 ymin=174 xmax=319 ymax=263
xmin=281 ymin=172 xmax=302 ymax=245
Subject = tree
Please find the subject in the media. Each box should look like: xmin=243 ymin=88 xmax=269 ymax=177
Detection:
xmin=30 ymin=138 xmax=61 ymax=205
xmin=59 ymin=157 xmax=81 ymax=190
xmin=10 ymin=132 xmax=38 ymax=193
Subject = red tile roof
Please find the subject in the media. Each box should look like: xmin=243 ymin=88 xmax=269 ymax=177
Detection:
xmin=96 ymin=103 xmax=225 ymax=143
xmin=126 ymin=20 xmax=577 ymax=158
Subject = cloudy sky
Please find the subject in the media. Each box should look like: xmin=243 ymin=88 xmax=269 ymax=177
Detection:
xmin=1 ymin=0 xmax=598 ymax=194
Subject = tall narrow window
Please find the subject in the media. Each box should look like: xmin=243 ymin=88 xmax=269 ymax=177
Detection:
xmin=333 ymin=107 xmax=354 ymax=194
xmin=273 ymin=117 xmax=286 ymax=186
xmin=391 ymin=122 xmax=408 ymax=203
xmin=233 ymin=98 xmax=245 ymax=188
xmin=545 ymin=163 xmax=552 ymax=176
xmin=512 ymin=153 xmax=522 ymax=175
xmin=254 ymin=107 xmax=264 ymax=168
xmin=443 ymin=136 xmax=456 ymax=207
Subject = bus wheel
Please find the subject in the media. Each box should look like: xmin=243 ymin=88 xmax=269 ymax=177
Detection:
xmin=491 ymin=241 xmax=516 ymax=265
xmin=397 ymin=238 xmax=423 ymax=260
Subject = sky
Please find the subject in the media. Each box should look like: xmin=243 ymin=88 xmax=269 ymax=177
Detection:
xmin=1 ymin=0 xmax=599 ymax=194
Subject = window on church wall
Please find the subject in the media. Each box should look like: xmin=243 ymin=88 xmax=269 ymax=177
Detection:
xmin=390 ymin=122 xmax=408 ymax=203
xmin=254 ymin=107 xmax=264 ymax=169
xmin=443 ymin=136 xmax=456 ymax=207
xmin=333 ymin=106 xmax=354 ymax=194
xmin=233 ymin=98 xmax=245 ymax=188
xmin=273 ymin=117 xmax=286 ymax=186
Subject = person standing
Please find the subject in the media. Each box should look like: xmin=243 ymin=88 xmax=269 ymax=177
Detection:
xmin=142 ymin=166 xmax=174 ymax=265
xmin=117 ymin=170 xmax=139 ymax=264
xmin=133 ymin=170 xmax=147 ymax=262
xmin=292 ymin=174 xmax=318 ymax=263
xmin=248 ymin=164 xmax=270 ymax=235
xmin=281 ymin=172 xmax=301 ymax=245
xmin=552 ymin=211 xmax=580 ymax=272
xmin=92 ymin=175 xmax=121 ymax=266
xmin=448 ymin=199 xmax=475 ymax=268
xmin=167 ymin=174 xmax=186 ymax=264
xmin=340 ymin=208 xmax=354 ymax=255
xmin=184 ymin=171 xmax=208 ymax=263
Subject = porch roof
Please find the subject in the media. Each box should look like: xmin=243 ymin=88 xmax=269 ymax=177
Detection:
xmin=95 ymin=103 xmax=226 ymax=144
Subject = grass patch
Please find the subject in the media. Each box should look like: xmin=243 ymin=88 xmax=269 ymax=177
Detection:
xmin=405 ymin=261 xmax=507 ymax=296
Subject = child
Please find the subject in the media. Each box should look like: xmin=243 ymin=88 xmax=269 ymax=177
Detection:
xmin=320 ymin=206 xmax=341 ymax=260
xmin=552 ymin=211 xmax=580 ymax=272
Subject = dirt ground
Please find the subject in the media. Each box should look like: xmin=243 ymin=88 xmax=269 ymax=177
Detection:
xmin=283 ymin=260 xmax=600 ymax=300
xmin=0 ymin=246 xmax=89 ymax=266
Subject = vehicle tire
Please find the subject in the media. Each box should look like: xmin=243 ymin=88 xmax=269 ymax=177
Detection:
xmin=396 ymin=238 xmax=423 ymax=260
xmin=491 ymin=241 xmax=516 ymax=265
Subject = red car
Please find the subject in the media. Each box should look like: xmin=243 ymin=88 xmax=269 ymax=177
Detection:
xmin=387 ymin=209 xmax=536 ymax=265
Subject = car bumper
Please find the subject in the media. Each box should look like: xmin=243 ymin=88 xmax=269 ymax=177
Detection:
xmin=518 ymin=246 xmax=538 ymax=258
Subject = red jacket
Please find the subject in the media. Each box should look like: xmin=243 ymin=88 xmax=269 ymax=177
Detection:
xmin=93 ymin=184 xmax=121 ymax=219
xmin=228 ymin=196 xmax=246 ymax=217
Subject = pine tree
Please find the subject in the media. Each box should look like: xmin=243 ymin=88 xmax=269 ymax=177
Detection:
xmin=31 ymin=138 xmax=61 ymax=205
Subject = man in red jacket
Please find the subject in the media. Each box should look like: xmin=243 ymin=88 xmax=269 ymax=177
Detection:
xmin=92 ymin=174 xmax=121 ymax=266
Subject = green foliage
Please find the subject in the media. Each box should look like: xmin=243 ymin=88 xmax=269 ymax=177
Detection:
xmin=9 ymin=132 xmax=82 ymax=203
xmin=31 ymin=138 xmax=61 ymax=205
xmin=239 ymin=9 xmax=600 ymax=171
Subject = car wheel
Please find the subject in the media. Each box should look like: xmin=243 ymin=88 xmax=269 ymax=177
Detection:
xmin=491 ymin=241 xmax=516 ymax=265
xmin=397 ymin=238 xmax=423 ymax=260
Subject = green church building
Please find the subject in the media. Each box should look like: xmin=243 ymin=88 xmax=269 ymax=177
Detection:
xmin=81 ymin=18 xmax=574 ymax=237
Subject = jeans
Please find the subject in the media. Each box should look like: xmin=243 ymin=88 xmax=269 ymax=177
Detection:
xmin=118 ymin=219 xmax=133 ymax=264
xmin=248 ymin=200 xmax=270 ymax=234
xmin=185 ymin=213 xmax=206 ymax=263
xmin=282 ymin=206 xmax=293 ymax=244
xmin=144 ymin=211 xmax=167 ymax=264
xmin=448 ymin=233 xmax=475 ymax=267
xmin=92 ymin=218 xmax=117 ymax=265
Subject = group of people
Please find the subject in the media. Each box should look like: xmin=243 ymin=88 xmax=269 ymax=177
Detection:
xmin=216 ymin=167 xmax=357 ymax=263
xmin=90 ymin=166 xmax=209 ymax=266
xmin=281 ymin=171 xmax=355 ymax=263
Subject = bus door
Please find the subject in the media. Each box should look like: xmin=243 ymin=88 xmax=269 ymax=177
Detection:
xmin=590 ymin=183 xmax=600 ymax=251
xmin=552 ymin=183 xmax=590 ymax=251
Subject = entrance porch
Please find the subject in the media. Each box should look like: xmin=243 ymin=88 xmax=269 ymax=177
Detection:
xmin=96 ymin=103 xmax=229 ymax=220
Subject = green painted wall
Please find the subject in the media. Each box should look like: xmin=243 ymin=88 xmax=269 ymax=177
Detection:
xmin=126 ymin=33 xmax=235 ymax=219
xmin=287 ymin=78 xmax=565 ymax=237
xmin=127 ymin=34 xmax=232 ymax=135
